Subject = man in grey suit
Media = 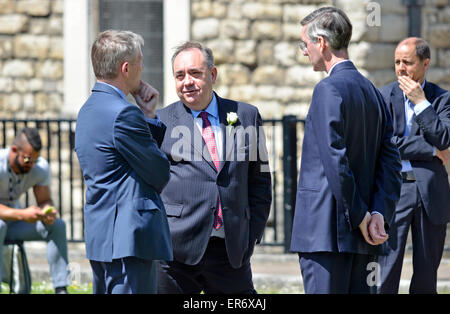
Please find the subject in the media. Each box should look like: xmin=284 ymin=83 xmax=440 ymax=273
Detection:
xmin=377 ymin=37 xmax=450 ymax=294
xmin=157 ymin=41 xmax=272 ymax=294
xmin=75 ymin=30 xmax=172 ymax=294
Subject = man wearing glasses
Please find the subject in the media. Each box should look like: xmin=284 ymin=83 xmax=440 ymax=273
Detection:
xmin=0 ymin=127 xmax=70 ymax=294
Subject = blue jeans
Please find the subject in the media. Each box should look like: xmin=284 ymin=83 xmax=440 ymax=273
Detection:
xmin=0 ymin=218 xmax=70 ymax=292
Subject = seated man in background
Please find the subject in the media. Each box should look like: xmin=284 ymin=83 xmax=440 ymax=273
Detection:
xmin=0 ymin=127 xmax=70 ymax=294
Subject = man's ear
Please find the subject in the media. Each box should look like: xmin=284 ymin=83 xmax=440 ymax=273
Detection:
xmin=11 ymin=145 xmax=18 ymax=153
xmin=120 ymin=62 xmax=129 ymax=77
xmin=318 ymin=36 xmax=327 ymax=53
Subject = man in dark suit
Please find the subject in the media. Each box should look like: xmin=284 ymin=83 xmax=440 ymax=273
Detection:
xmin=289 ymin=7 xmax=402 ymax=294
xmin=156 ymin=41 xmax=272 ymax=294
xmin=377 ymin=37 xmax=450 ymax=294
xmin=75 ymin=30 xmax=172 ymax=294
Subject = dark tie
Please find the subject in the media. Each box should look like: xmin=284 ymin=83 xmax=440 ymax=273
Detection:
xmin=199 ymin=111 xmax=222 ymax=230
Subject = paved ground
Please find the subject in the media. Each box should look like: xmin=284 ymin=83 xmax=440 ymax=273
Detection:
xmin=21 ymin=242 xmax=450 ymax=294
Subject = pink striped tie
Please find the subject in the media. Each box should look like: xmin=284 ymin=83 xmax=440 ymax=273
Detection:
xmin=200 ymin=111 xmax=222 ymax=230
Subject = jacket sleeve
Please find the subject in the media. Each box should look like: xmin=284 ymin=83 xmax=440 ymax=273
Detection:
xmin=247 ymin=110 xmax=272 ymax=244
xmin=391 ymin=92 xmax=450 ymax=160
xmin=113 ymin=105 xmax=170 ymax=193
xmin=371 ymin=96 xmax=402 ymax=229
xmin=414 ymin=93 xmax=450 ymax=151
xmin=309 ymin=82 xmax=368 ymax=230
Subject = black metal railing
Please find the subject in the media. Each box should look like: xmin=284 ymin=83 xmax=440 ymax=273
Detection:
xmin=0 ymin=117 xmax=305 ymax=251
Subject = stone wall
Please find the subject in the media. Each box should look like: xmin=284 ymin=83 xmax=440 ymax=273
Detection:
xmin=190 ymin=0 xmax=450 ymax=119
xmin=0 ymin=0 xmax=63 ymax=119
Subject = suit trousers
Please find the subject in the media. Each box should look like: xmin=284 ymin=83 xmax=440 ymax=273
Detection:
xmin=157 ymin=237 xmax=256 ymax=294
xmin=299 ymin=252 xmax=378 ymax=294
xmin=377 ymin=180 xmax=447 ymax=294
xmin=90 ymin=257 xmax=158 ymax=294
xmin=0 ymin=218 xmax=69 ymax=292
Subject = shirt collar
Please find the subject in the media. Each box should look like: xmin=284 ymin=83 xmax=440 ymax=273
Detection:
xmin=191 ymin=93 xmax=219 ymax=120
xmin=328 ymin=59 xmax=351 ymax=76
xmin=97 ymin=81 xmax=128 ymax=101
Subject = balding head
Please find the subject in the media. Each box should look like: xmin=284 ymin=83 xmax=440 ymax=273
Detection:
xmin=396 ymin=37 xmax=430 ymax=61
xmin=394 ymin=37 xmax=430 ymax=83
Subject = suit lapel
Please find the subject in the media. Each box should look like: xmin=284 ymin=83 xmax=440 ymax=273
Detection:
xmin=391 ymin=84 xmax=406 ymax=136
xmin=217 ymin=95 xmax=239 ymax=173
xmin=172 ymin=102 xmax=216 ymax=172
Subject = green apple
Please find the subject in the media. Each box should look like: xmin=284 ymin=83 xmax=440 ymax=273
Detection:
xmin=43 ymin=206 xmax=55 ymax=215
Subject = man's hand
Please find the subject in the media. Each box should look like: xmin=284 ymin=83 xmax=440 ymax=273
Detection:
xmin=21 ymin=206 xmax=45 ymax=224
xmin=132 ymin=80 xmax=159 ymax=119
xmin=368 ymin=213 xmax=389 ymax=245
xmin=359 ymin=212 xmax=376 ymax=246
xmin=436 ymin=149 xmax=450 ymax=165
xmin=398 ymin=75 xmax=426 ymax=105
xmin=41 ymin=205 xmax=57 ymax=225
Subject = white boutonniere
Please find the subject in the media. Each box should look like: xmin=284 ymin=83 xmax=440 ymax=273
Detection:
xmin=226 ymin=112 xmax=238 ymax=135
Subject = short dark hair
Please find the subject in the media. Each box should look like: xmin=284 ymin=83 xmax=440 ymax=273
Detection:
xmin=301 ymin=7 xmax=353 ymax=51
xmin=13 ymin=127 xmax=42 ymax=151
xmin=415 ymin=38 xmax=430 ymax=61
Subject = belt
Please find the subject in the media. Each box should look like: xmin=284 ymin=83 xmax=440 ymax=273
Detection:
xmin=401 ymin=171 xmax=416 ymax=182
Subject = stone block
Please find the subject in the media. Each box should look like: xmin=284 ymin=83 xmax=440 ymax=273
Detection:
xmin=438 ymin=49 xmax=450 ymax=67
xmin=257 ymin=41 xmax=275 ymax=64
xmin=426 ymin=68 xmax=450 ymax=84
xmin=52 ymin=0 xmax=64 ymax=14
xmin=253 ymin=65 xmax=285 ymax=85
xmin=29 ymin=18 xmax=48 ymax=34
xmin=0 ymin=77 xmax=13 ymax=92
xmin=220 ymin=19 xmax=250 ymax=40
xmin=216 ymin=64 xmax=250 ymax=85
xmin=282 ymin=23 xmax=301 ymax=41
xmin=2 ymin=60 xmax=34 ymax=77
xmin=349 ymin=42 xmax=396 ymax=70
xmin=206 ymin=39 xmax=234 ymax=65
xmin=0 ymin=37 xmax=13 ymax=58
xmin=379 ymin=14 xmax=408 ymax=43
xmin=0 ymin=0 xmax=16 ymax=14
xmin=14 ymin=34 xmax=50 ymax=59
xmin=429 ymin=24 xmax=450 ymax=48
xmin=49 ymin=37 xmax=64 ymax=59
xmin=0 ymin=14 xmax=28 ymax=34
xmin=192 ymin=18 xmax=220 ymax=40
xmin=283 ymin=5 xmax=319 ymax=23
xmin=242 ymin=3 xmax=283 ymax=20
xmin=274 ymin=41 xmax=298 ymax=67
xmin=227 ymin=85 xmax=256 ymax=103
xmin=16 ymin=0 xmax=51 ymax=17
xmin=3 ymin=93 xmax=22 ymax=112
xmin=362 ymin=69 xmax=397 ymax=88
xmin=286 ymin=65 xmax=324 ymax=87
xmin=235 ymin=40 xmax=257 ymax=66
xmin=48 ymin=16 xmax=63 ymax=35
xmin=251 ymin=21 xmax=282 ymax=40
xmin=192 ymin=1 xmax=227 ymax=19
xmin=35 ymin=60 xmax=63 ymax=79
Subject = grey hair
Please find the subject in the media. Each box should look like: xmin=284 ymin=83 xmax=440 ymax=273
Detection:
xmin=171 ymin=41 xmax=215 ymax=71
xmin=91 ymin=29 xmax=144 ymax=80
xmin=301 ymin=7 xmax=352 ymax=51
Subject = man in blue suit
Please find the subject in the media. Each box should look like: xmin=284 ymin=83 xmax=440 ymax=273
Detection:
xmin=377 ymin=37 xmax=450 ymax=294
xmin=74 ymin=30 xmax=172 ymax=294
xmin=290 ymin=7 xmax=402 ymax=294
xmin=156 ymin=42 xmax=272 ymax=294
